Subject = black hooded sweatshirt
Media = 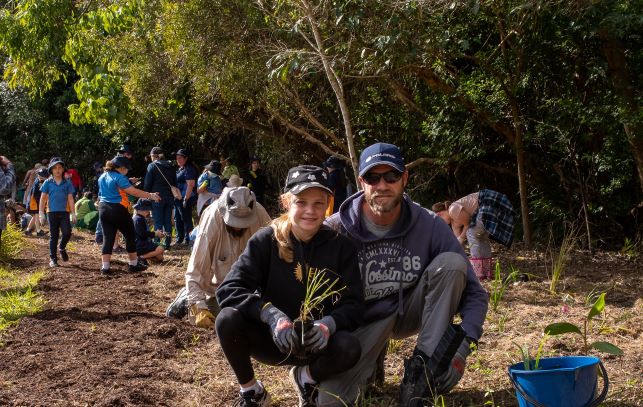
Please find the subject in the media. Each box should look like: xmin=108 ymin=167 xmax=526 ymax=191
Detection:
xmin=216 ymin=225 xmax=364 ymax=332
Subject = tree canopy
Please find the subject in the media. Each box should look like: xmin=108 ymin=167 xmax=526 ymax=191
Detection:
xmin=1 ymin=0 xmax=641 ymax=246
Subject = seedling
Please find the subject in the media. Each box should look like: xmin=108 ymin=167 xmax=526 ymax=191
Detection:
xmin=547 ymin=223 xmax=578 ymax=294
xmin=488 ymin=261 xmax=520 ymax=313
xmin=293 ymin=264 xmax=345 ymax=351
xmin=544 ymin=292 xmax=624 ymax=356
xmin=513 ymin=333 xmax=549 ymax=371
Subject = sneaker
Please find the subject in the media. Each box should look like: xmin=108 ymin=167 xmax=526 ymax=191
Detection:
xmin=23 ymin=230 xmax=33 ymax=236
xmin=100 ymin=267 xmax=112 ymax=276
xmin=137 ymin=257 xmax=149 ymax=267
xmin=36 ymin=230 xmax=47 ymax=237
xmin=232 ymin=388 xmax=271 ymax=407
xmin=49 ymin=259 xmax=59 ymax=268
xmin=95 ymin=234 xmax=103 ymax=244
xmin=399 ymin=349 xmax=437 ymax=407
xmin=128 ymin=261 xmax=148 ymax=272
xmin=165 ymin=287 xmax=188 ymax=319
xmin=289 ymin=367 xmax=318 ymax=407
xmin=59 ymin=249 xmax=69 ymax=262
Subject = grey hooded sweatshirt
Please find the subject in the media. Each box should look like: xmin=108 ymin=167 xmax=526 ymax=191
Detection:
xmin=325 ymin=191 xmax=488 ymax=341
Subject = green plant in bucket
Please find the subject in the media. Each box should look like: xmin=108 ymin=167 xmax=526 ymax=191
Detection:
xmin=544 ymin=292 xmax=624 ymax=356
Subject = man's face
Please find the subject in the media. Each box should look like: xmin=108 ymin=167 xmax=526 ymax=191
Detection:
xmin=359 ymin=164 xmax=408 ymax=214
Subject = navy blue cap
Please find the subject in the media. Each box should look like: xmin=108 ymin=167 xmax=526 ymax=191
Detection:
xmin=133 ymin=198 xmax=153 ymax=211
xmin=173 ymin=149 xmax=189 ymax=157
xmin=358 ymin=143 xmax=405 ymax=176
xmin=110 ymin=155 xmax=132 ymax=170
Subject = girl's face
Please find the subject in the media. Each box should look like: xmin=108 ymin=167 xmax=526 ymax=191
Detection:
xmin=51 ymin=164 xmax=64 ymax=178
xmin=176 ymin=155 xmax=187 ymax=167
xmin=288 ymin=187 xmax=329 ymax=241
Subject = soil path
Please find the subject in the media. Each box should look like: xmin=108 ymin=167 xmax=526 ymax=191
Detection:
xmin=0 ymin=231 xmax=641 ymax=406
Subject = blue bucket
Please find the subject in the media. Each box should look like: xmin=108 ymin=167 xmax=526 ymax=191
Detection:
xmin=507 ymin=356 xmax=608 ymax=407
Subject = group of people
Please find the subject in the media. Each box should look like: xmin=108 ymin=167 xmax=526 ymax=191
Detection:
xmin=4 ymin=140 xmax=515 ymax=406
xmin=162 ymin=142 xmax=514 ymax=407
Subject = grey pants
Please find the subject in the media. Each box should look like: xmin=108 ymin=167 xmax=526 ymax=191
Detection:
xmin=466 ymin=218 xmax=492 ymax=258
xmin=317 ymin=252 xmax=468 ymax=406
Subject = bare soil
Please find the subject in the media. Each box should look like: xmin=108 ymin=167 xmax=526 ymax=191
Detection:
xmin=0 ymin=230 xmax=640 ymax=406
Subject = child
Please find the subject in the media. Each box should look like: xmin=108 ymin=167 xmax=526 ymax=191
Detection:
xmin=132 ymin=198 xmax=165 ymax=263
xmin=39 ymin=157 xmax=76 ymax=267
xmin=25 ymin=167 xmax=49 ymax=236
xmin=215 ymin=165 xmax=364 ymax=407
xmin=196 ymin=160 xmax=223 ymax=216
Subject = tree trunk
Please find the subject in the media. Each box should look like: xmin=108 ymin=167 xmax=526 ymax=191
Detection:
xmin=599 ymin=29 xmax=643 ymax=194
xmin=300 ymin=0 xmax=360 ymax=187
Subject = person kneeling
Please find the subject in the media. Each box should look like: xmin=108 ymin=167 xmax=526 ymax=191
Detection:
xmin=215 ymin=165 xmax=365 ymax=407
xmin=132 ymin=198 xmax=165 ymax=264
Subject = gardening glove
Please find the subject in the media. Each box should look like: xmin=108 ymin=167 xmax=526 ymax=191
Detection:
xmin=304 ymin=316 xmax=336 ymax=353
xmin=190 ymin=304 xmax=215 ymax=329
xmin=70 ymin=212 xmax=77 ymax=224
xmin=260 ymin=303 xmax=294 ymax=354
xmin=435 ymin=338 xmax=472 ymax=394
xmin=39 ymin=211 xmax=46 ymax=225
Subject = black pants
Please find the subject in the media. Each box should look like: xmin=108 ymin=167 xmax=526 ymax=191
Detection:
xmin=98 ymin=202 xmax=136 ymax=255
xmin=215 ymin=307 xmax=361 ymax=385
xmin=47 ymin=211 xmax=71 ymax=260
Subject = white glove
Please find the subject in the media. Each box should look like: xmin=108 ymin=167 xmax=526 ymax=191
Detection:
xmin=70 ymin=213 xmax=77 ymax=224
xmin=39 ymin=212 xmax=46 ymax=225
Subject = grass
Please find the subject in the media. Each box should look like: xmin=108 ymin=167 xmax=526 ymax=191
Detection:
xmin=0 ymin=222 xmax=45 ymax=342
xmin=548 ymin=223 xmax=579 ymax=294
xmin=0 ymin=267 xmax=46 ymax=338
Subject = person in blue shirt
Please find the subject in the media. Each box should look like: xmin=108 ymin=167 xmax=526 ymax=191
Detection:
xmin=196 ymin=160 xmax=223 ymax=216
xmin=24 ymin=167 xmax=48 ymax=237
xmin=39 ymin=157 xmax=77 ymax=268
xmin=174 ymin=149 xmax=197 ymax=246
xmin=0 ymin=154 xmax=17 ymax=248
xmin=98 ymin=156 xmax=160 ymax=275
xmin=132 ymin=198 xmax=165 ymax=264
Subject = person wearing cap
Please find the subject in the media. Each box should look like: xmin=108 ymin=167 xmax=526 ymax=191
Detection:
xmin=215 ymin=165 xmax=364 ymax=407
xmin=196 ymin=160 xmax=223 ymax=216
xmin=165 ymin=186 xmax=271 ymax=324
xmin=174 ymin=149 xmax=198 ymax=246
xmin=144 ymin=147 xmax=178 ymax=249
xmin=0 ymin=154 xmax=16 ymax=247
xmin=318 ymin=143 xmax=489 ymax=406
xmin=246 ymin=157 xmax=267 ymax=205
xmin=117 ymin=144 xmax=141 ymax=186
xmin=24 ymin=167 xmax=49 ymax=237
xmin=132 ymin=198 xmax=165 ymax=263
xmin=97 ymin=156 xmax=161 ymax=275
xmin=322 ymin=156 xmax=347 ymax=215
xmin=39 ymin=157 xmax=77 ymax=268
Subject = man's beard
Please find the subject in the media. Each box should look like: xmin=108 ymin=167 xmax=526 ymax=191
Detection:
xmin=366 ymin=191 xmax=403 ymax=214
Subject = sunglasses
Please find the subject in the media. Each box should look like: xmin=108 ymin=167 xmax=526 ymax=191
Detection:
xmin=361 ymin=170 xmax=403 ymax=185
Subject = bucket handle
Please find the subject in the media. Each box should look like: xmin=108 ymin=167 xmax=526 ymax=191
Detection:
xmin=507 ymin=360 xmax=609 ymax=407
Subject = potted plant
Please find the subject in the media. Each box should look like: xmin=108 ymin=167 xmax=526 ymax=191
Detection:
xmin=292 ymin=263 xmax=344 ymax=357
xmin=508 ymin=292 xmax=623 ymax=407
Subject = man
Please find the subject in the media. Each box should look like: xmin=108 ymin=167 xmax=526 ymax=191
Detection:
xmin=117 ymin=144 xmax=140 ymax=186
xmin=319 ymin=143 xmax=489 ymax=406
xmin=166 ymin=186 xmax=271 ymax=328
xmin=0 ymin=155 xmax=17 ymax=247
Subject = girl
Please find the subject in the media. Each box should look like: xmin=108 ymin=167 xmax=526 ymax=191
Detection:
xmin=98 ymin=156 xmax=160 ymax=275
xmin=196 ymin=159 xmax=223 ymax=216
xmin=25 ymin=167 xmax=48 ymax=236
xmin=432 ymin=189 xmax=515 ymax=279
xmin=132 ymin=198 xmax=165 ymax=263
xmin=174 ymin=149 xmax=197 ymax=246
xmin=215 ymin=165 xmax=364 ymax=407
xmin=39 ymin=157 xmax=76 ymax=268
